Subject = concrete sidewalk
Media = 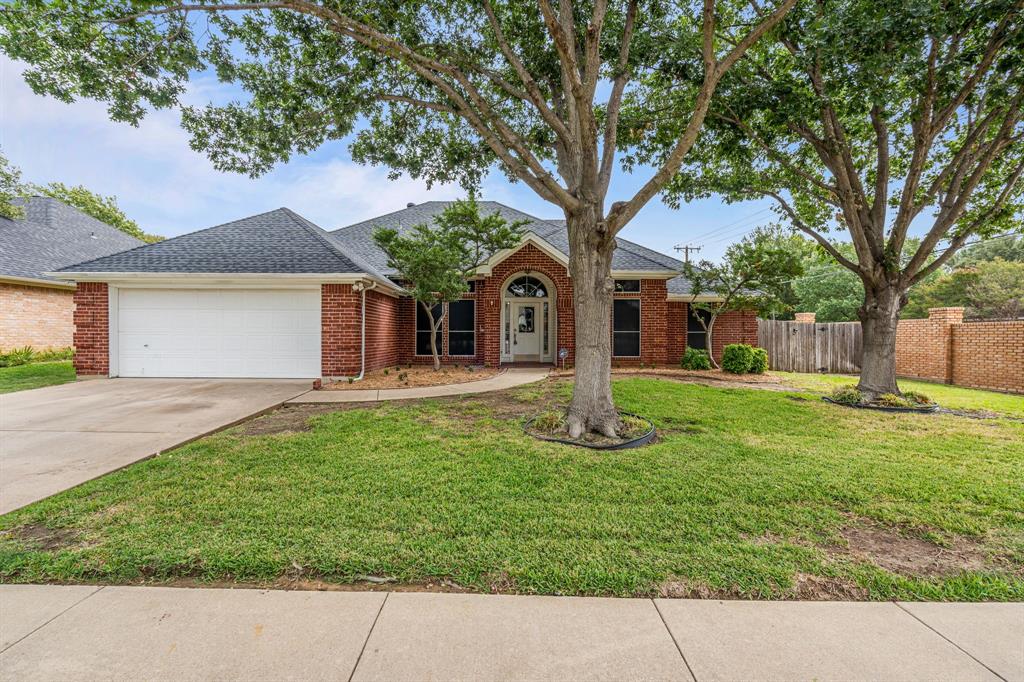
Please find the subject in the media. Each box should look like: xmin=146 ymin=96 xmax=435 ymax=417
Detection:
xmin=1 ymin=585 xmax=1020 ymax=681
xmin=287 ymin=367 xmax=550 ymax=403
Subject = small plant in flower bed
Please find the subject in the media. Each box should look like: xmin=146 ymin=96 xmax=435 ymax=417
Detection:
xmin=829 ymin=385 xmax=863 ymax=405
xmin=828 ymin=385 xmax=934 ymax=409
xmin=680 ymin=347 xmax=712 ymax=370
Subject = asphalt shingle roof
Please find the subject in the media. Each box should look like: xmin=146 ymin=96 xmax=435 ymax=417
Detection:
xmin=0 ymin=197 xmax=145 ymax=283
xmin=332 ymin=201 xmax=684 ymax=275
xmin=58 ymin=208 xmax=389 ymax=282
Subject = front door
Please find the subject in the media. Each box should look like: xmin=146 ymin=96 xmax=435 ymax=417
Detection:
xmin=513 ymin=303 xmax=539 ymax=360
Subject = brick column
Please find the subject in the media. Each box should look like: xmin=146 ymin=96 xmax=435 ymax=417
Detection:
xmin=72 ymin=282 xmax=109 ymax=376
xmin=321 ymin=284 xmax=360 ymax=377
xmin=640 ymin=279 xmax=668 ymax=365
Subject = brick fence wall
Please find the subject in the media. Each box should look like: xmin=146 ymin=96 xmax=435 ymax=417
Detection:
xmin=0 ymin=282 xmax=74 ymax=350
xmin=895 ymin=307 xmax=1023 ymax=394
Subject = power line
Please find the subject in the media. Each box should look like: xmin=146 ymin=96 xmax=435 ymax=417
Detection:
xmin=689 ymin=207 xmax=773 ymax=242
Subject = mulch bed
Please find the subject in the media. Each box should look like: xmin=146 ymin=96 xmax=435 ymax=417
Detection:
xmin=323 ymin=365 xmax=501 ymax=390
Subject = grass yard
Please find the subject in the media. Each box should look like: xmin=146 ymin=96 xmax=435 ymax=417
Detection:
xmin=0 ymin=361 xmax=76 ymax=394
xmin=1 ymin=377 xmax=1021 ymax=601
xmin=775 ymin=371 xmax=1024 ymax=418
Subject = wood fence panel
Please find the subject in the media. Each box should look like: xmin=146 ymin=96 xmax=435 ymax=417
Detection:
xmin=758 ymin=319 xmax=862 ymax=373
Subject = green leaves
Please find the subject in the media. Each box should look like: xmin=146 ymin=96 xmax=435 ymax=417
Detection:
xmin=373 ymin=197 xmax=523 ymax=307
xmin=0 ymin=151 xmax=24 ymax=220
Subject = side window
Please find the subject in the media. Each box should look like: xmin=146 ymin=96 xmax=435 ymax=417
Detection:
xmin=614 ymin=279 xmax=641 ymax=293
xmin=448 ymin=300 xmax=475 ymax=356
xmin=687 ymin=305 xmax=712 ymax=349
xmin=613 ymin=299 xmax=641 ymax=357
xmin=416 ymin=303 xmax=443 ymax=356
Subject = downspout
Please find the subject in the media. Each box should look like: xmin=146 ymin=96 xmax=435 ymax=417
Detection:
xmin=346 ymin=281 xmax=377 ymax=382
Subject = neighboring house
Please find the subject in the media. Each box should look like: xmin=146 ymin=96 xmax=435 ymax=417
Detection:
xmin=54 ymin=201 xmax=757 ymax=379
xmin=0 ymin=197 xmax=144 ymax=351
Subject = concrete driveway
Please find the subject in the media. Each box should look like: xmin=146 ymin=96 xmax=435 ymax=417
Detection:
xmin=0 ymin=379 xmax=309 ymax=514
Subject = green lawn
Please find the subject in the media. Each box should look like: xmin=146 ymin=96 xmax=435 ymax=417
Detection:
xmin=774 ymin=371 xmax=1024 ymax=418
xmin=1 ymin=377 xmax=1021 ymax=601
xmin=0 ymin=361 xmax=76 ymax=394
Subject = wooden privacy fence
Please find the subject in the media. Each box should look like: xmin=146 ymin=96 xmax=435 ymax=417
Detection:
xmin=757 ymin=319 xmax=862 ymax=373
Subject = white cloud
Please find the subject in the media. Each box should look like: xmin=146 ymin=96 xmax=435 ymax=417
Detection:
xmin=0 ymin=56 xmax=462 ymax=236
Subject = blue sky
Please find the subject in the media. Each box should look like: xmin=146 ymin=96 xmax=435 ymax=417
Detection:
xmin=2 ymin=55 xmax=776 ymax=262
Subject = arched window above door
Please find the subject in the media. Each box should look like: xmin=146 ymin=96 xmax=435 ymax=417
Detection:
xmin=506 ymin=275 xmax=547 ymax=298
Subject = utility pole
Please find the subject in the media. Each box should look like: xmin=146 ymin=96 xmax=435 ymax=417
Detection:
xmin=673 ymin=244 xmax=702 ymax=263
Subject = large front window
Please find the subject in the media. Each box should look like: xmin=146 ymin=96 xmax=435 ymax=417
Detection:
xmin=447 ymin=300 xmax=475 ymax=356
xmin=416 ymin=303 xmax=443 ymax=356
xmin=613 ymin=299 xmax=641 ymax=357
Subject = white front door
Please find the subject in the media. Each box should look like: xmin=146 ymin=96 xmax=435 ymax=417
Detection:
xmin=513 ymin=303 xmax=539 ymax=359
xmin=116 ymin=288 xmax=321 ymax=378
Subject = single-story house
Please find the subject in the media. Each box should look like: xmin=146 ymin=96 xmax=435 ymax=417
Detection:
xmin=0 ymin=197 xmax=144 ymax=351
xmin=53 ymin=201 xmax=756 ymax=379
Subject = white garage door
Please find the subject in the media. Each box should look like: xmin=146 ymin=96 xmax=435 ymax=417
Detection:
xmin=117 ymin=288 xmax=321 ymax=378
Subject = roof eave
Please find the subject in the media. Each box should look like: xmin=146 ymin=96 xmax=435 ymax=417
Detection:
xmin=48 ymin=271 xmax=405 ymax=295
xmin=667 ymin=293 xmax=727 ymax=303
xmin=0 ymin=274 xmax=76 ymax=290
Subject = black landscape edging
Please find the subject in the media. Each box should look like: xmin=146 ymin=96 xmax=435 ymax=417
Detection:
xmin=524 ymin=412 xmax=657 ymax=450
xmin=821 ymin=396 xmax=940 ymax=413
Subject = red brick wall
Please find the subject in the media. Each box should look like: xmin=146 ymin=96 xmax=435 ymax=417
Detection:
xmin=364 ymin=289 xmax=402 ymax=372
xmin=0 ymin=282 xmax=74 ymax=350
xmin=667 ymin=302 xmax=687 ymax=364
xmin=895 ymin=307 xmax=962 ymax=383
xmin=478 ymin=243 xmax=574 ymax=366
xmin=321 ymin=284 xmax=360 ymax=376
xmin=950 ymin=320 xmax=1024 ymax=394
xmin=72 ymin=282 xmax=109 ymax=376
xmin=662 ymin=303 xmax=758 ymax=365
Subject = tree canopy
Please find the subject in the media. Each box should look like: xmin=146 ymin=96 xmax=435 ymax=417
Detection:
xmin=0 ymin=152 xmax=24 ymax=220
xmin=30 ymin=182 xmax=161 ymax=242
xmin=683 ymin=226 xmax=803 ymax=364
xmin=633 ymin=0 xmax=1023 ymax=397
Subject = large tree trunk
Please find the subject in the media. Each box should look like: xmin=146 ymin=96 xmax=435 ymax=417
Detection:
xmin=565 ymin=206 xmax=621 ymax=439
xmin=856 ymin=283 xmax=906 ymax=400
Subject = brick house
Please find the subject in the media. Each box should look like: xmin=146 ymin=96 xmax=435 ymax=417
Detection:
xmin=54 ymin=202 xmax=756 ymax=378
xmin=0 ymin=197 xmax=144 ymax=351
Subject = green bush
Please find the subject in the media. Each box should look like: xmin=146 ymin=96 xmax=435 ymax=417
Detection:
xmin=680 ymin=347 xmax=712 ymax=370
xmin=830 ymin=385 xmax=863 ymax=405
xmin=0 ymin=346 xmax=73 ymax=368
xmin=721 ymin=344 xmax=754 ymax=374
xmin=0 ymin=346 xmax=35 ymax=367
xmin=749 ymin=347 xmax=769 ymax=374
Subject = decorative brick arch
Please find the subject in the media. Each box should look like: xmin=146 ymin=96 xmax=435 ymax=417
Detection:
xmin=477 ymin=243 xmax=574 ymax=366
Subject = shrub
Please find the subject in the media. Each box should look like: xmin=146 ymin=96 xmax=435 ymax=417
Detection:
xmin=680 ymin=347 xmax=711 ymax=370
xmin=830 ymin=385 xmax=863 ymax=405
xmin=0 ymin=346 xmax=35 ymax=368
xmin=749 ymin=347 xmax=769 ymax=374
xmin=721 ymin=344 xmax=754 ymax=374
xmin=531 ymin=410 xmax=566 ymax=433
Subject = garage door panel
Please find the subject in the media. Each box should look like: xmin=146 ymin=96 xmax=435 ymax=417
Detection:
xmin=117 ymin=288 xmax=321 ymax=378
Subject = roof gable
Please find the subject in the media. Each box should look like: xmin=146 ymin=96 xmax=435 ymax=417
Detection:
xmin=331 ymin=201 xmax=683 ymax=275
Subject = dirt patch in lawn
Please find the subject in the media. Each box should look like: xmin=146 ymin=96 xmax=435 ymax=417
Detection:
xmin=659 ymin=574 xmax=868 ymax=601
xmin=323 ymin=365 xmax=501 ymax=390
xmin=832 ymin=521 xmax=991 ymax=578
xmin=235 ymin=402 xmax=381 ymax=436
xmin=5 ymin=523 xmax=81 ymax=551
